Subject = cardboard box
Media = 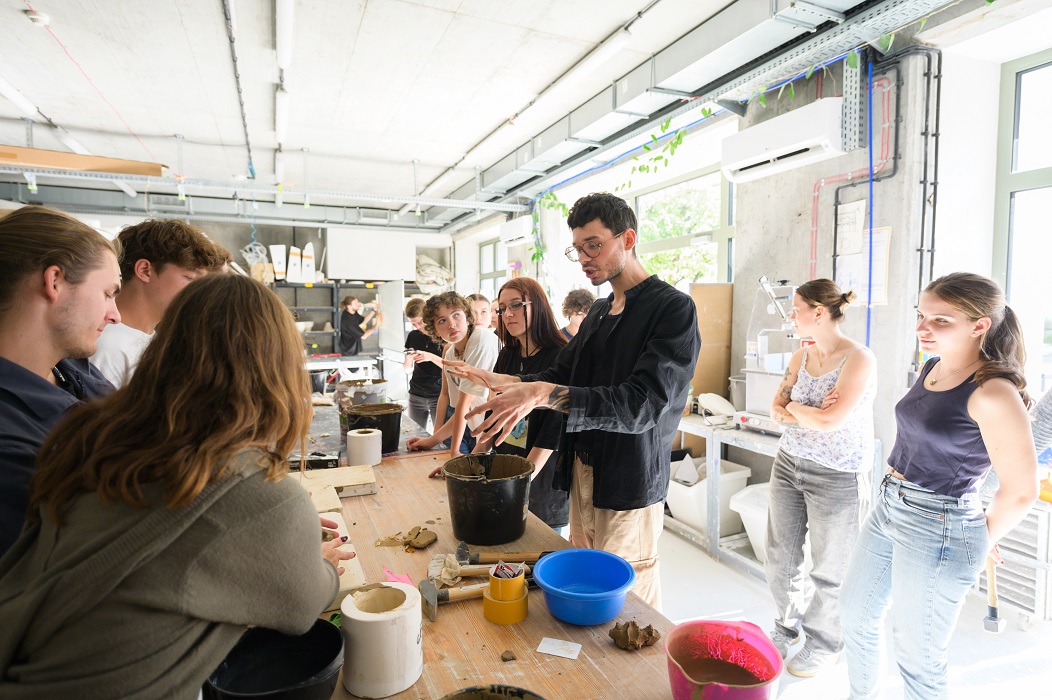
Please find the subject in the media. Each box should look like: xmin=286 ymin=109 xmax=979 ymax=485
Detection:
xmin=689 ymin=284 xmax=733 ymax=400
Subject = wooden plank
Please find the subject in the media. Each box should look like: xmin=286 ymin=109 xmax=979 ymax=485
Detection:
xmin=0 ymin=145 xmax=165 ymax=176
xmin=322 ymin=510 xmax=368 ymax=613
xmin=292 ymin=464 xmax=377 ymax=497
xmin=310 ymin=485 xmax=343 ymax=514
xmin=330 ymin=452 xmax=675 ymax=700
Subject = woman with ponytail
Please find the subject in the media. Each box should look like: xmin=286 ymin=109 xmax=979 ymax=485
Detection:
xmin=765 ymin=279 xmax=877 ymax=676
xmin=841 ymin=272 xmax=1038 ymax=700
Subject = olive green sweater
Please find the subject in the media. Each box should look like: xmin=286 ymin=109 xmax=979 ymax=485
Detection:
xmin=0 ymin=449 xmax=338 ymax=699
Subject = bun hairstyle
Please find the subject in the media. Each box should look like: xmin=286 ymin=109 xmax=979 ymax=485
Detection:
xmin=795 ymin=278 xmax=856 ymax=322
xmin=925 ymin=272 xmax=1031 ymax=406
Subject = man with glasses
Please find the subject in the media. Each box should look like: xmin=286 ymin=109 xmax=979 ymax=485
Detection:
xmin=453 ymin=192 xmax=700 ymax=609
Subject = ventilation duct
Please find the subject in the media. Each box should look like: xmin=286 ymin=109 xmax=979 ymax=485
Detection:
xmin=720 ymin=97 xmax=844 ymax=183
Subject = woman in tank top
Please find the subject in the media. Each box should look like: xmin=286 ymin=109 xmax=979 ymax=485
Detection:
xmin=841 ymin=272 xmax=1037 ymax=700
xmin=765 ymin=279 xmax=877 ymax=677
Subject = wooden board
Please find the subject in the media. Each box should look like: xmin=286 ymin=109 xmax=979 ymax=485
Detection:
xmin=293 ymin=464 xmax=377 ymax=497
xmin=329 ymin=452 xmax=675 ymax=700
xmin=322 ymin=511 xmax=368 ymax=613
xmin=310 ymin=485 xmax=343 ymax=514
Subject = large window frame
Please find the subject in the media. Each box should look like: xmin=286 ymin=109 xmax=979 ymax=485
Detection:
xmin=993 ymin=47 xmax=1052 ymax=394
xmin=632 ymin=163 xmax=735 ymax=284
xmin=477 ymin=238 xmax=507 ymax=300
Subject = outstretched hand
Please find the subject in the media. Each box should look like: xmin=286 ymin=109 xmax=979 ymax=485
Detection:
xmin=444 ymin=360 xmax=510 ymax=391
xmin=465 ymin=381 xmax=552 ymax=446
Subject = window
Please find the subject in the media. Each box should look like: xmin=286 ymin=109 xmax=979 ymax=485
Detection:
xmin=478 ymin=239 xmax=507 ymax=300
xmin=634 ymin=166 xmax=735 ymax=290
xmin=995 ymin=49 xmax=1052 ymax=394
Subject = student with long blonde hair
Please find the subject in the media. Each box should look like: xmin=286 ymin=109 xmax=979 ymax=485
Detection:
xmin=841 ymin=272 xmax=1038 ymax=700
xmin=0 ymin=274 xmax=353 ymax=698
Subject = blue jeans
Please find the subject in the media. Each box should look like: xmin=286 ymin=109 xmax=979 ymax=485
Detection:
xmin=441 ymin=405 xmax=476 ymax=454
xmin=765 ymin=449 xmax=869 ymax=654
xmin=841 ymin=472 xmax=988 ymax=700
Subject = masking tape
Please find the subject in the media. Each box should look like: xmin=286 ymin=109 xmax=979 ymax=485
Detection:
xmin=483 ymin=587 xmax=528 ymax=625
xmin=489 ymin=569 xmax=526 ymax=602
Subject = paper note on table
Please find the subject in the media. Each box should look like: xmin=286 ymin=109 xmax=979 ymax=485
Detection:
xmin=537 ymin=637 xmax=582 ymax=660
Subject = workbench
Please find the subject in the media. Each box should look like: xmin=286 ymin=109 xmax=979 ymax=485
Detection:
xmin=317 ymin=419 xmax=675 ymax=699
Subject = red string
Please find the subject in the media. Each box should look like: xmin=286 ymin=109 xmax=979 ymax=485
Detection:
xmin=23 ymin=0 xmax=159 ymax=163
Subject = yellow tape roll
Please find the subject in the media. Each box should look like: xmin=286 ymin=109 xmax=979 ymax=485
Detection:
xmin=483 ymin=587 xmax=528 ymax=625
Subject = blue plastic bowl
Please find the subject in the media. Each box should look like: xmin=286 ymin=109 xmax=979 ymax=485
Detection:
xmin=532 ymin=549 xmax=636 ymax=626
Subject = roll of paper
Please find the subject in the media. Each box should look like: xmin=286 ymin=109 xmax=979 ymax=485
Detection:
xmin=346 ymin=428 xmax=383 ymax=466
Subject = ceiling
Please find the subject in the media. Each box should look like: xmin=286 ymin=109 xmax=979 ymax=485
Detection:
xmin=0 ymin=0 xmax=966 ymax=232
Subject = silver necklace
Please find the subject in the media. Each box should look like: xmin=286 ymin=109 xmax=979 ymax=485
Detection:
xmin=815 ymin=336 xmax=845 ymax=370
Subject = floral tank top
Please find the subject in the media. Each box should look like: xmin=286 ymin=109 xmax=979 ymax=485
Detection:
xmin=779 ymin=346 xmax=876 ymax=473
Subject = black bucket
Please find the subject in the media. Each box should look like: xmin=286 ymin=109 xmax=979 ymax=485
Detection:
xmin=308 ymin=370 xmax=327 ymax=394
xmin=437 ymin=685 xmax=548 ymax=700
xmin=205 ymin=619 xmax=343 ymax=700
xmin=443 ymin=454 xmax=534 ymax=545
xmin=345 ymin=403 xmax=404 ymax=453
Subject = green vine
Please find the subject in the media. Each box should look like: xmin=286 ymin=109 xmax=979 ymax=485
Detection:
xmin=613 ymin=106 xmax=712 ymax=194
xmin=529 ymin=191 xmax=567 ymax=265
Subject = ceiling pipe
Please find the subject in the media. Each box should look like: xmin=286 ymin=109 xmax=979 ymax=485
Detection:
xmin=276 ymin=0 xmax=295 ymax=72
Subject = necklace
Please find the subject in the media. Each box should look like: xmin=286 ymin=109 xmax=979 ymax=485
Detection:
xmin=928 ymin=359 xmax=980 ymax=386
xmin=815 ymin=336 xmax=845 ymax=370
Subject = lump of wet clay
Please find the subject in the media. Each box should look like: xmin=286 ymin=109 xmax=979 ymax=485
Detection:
xmin=500 ymin=650 xmax=516 ymax=662
xmin=403 ymin=526 xmax=437 ymax=550
xmin=375 ymin=532 xmax=403 ymax=547
xmin=322 ymin=530 xmax=336 ymax=543
xmin=609 ymin=621 xmax=661 ymax=650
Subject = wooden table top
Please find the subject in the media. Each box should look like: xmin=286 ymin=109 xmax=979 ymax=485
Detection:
xmin=330 ymin=451 xmax=675 ymax=700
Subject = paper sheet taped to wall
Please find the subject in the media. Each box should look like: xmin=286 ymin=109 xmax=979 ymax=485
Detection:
xmin=835 ymin=227 xmax=890 ymax=306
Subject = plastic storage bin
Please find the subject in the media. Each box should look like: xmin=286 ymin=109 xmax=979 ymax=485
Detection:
xmin=729 ymin=482 xmax=770 ymax=564
xmin=666 ymin=459 xmax=751 ymax=536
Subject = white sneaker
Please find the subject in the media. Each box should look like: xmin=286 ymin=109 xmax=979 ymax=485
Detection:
xmin=767 ymin=627 xmax=798 ymax=659
xmin=787 ymin=643 xmax=839 ymax=677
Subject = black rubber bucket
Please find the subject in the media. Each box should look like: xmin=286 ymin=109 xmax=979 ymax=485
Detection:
xmin=443 ymin=454 xmax=534 ymax=545
xmin=345 ymin=403 xmax=404 ymax=453
xmin=205 ymin=619 xmax=343 ymax=700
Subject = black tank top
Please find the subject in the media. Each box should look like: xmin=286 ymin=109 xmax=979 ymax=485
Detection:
xmin=887 ymin=358 xmax=990 ymax=498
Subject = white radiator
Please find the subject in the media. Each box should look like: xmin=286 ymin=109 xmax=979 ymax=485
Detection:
xmin=976 ymin=500 xmax=1052 ymax=623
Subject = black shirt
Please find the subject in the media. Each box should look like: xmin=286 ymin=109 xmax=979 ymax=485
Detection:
xmin=521 ymin=276 xmax=700 ymax=511
xmin=572 ymin=312 xmax=618 ymax=460
xmin=0 ymin=357 xmax=114 ymax=556
xmin=339 ymin=310 xmax=365 ymax=355
xmin=404 ymin=330 xmax=443 ymax=399
xmin=493 ymin=344 xmax=569 ymax=528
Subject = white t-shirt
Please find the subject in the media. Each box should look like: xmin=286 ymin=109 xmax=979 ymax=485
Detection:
xmin=91 ymin=322 xmax=153 ymax=388
xmin=443 ymin=326 xmax=500 ymax=430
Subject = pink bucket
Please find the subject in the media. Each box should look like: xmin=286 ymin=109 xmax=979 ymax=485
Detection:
xmin=665 ymin=620 xmax=782 ymax=700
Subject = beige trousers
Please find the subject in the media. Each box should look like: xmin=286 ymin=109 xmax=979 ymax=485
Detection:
xmin=568 ymin=457 xmax=665 ymax=611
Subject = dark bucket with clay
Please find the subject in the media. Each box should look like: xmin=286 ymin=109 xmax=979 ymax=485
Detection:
xmin=443 ymin=454 xmax=533 ymax=546
xmin=205 ymin=619 xmax=344 ymax=700
xmin=345 ymin=403 xmax=404 ymax=453
xmin=437 ymin=685 xmax=547 ymax=700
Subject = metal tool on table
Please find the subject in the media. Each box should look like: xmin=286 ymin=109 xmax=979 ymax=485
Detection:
xmin=420 ymin=576 xmax=536 ymax=622
xmin=983 ymin=555 xmax=1006 ymax=633
xmin=454 ymin=541 xmax=552 ymax=566
xmin=427 ymin=552 xmax=531 ymax=585
xmin=735 ymin=276 xmax=797 ymax=436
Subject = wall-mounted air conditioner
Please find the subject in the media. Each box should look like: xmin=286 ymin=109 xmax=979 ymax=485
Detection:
xmin=498 ymin=216 xmax=533 ymax=246
xmin=721 ymin=97 xmax=844 ymax=183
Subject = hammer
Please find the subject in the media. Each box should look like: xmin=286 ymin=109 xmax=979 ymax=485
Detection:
xmin=455 ymin=540 xmax=552 ymax=565
xmin=983 ymin=555 xmax=1006 ymax=633
xmin=419 ymin=579 xmax=489 ymax=622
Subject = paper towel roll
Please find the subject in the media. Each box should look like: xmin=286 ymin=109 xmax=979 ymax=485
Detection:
xmin=341 ymin=581 xmax=423 ymax=697
xmin=346 ymin=428 xmax=382 ymax=466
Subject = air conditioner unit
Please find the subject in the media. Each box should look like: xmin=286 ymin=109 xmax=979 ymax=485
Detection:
xmin=498 ymin=216 xmax=533 ymax=246
xmin=721 ymin=97 xmax=844 ymax=183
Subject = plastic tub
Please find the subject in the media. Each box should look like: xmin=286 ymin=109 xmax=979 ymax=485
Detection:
xmin=443 ymin=454 xmax=533 ymax=545
xmin=206 ymin=619 xmax=343 ymax=700
xmin=666 ymin=459 xmax=751 ymax=535
xmin=728 ymin=483 xmax=770 ymax=564
xmin=531 ymin=549 xmax=636 ymax=626
xmin=729 ymin=375 xmax=746 ymax=413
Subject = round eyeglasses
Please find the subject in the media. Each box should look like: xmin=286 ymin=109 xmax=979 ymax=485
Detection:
xmin=496 ymin=300 xmax=531 ymax=316
xmin=564 ymin=230 xmax=625 ymax=262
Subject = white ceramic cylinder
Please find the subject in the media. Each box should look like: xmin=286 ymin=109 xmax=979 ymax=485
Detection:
xmin=346 ymin=428 xmax=383 ymax=466
xmin=340 ymin=581 xmax=423 ymax=698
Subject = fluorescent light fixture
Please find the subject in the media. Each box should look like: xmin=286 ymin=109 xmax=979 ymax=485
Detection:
xmin=0 ymin=74 xmax=38 ymax=117
xmin=275 ymin=0 xmax=295 ymax=71
xmin=275 ymin=88 xmax=289 ymax=144
xmin=274 ymin=150 xmax=286 ymax=182
xmin=114 ymin=180 xmax=138 ymax=198
xmin=54 ymin=127 xmax=91 ymax=155
xmin=275 ymin=186 xmax=283 ymax=208
xmin=421 ymin=169 xmax=454 ymax=196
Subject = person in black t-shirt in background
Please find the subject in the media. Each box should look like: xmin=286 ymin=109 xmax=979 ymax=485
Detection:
xmin=339 ymin=295 xmax=376 ymax=356
xmin=475 ymin=277 xmax=569 ymax=532
xmin=402 ymin=297 xmax=443 ymax=431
